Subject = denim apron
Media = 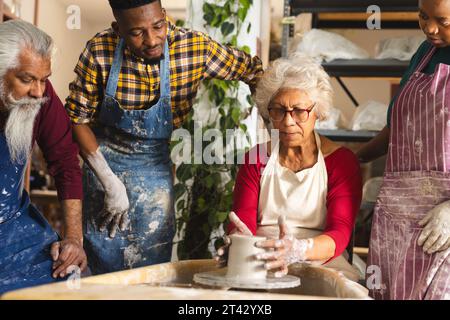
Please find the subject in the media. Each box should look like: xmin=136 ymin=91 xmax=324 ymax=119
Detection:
xmin=83 ymin=39 xmax=175 ymax=275
xmin=0 ymin=133 xmax=59 ymax=294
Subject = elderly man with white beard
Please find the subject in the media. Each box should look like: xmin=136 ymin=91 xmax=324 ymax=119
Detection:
xmin=0 ymin=20 xmax=87 ymax=294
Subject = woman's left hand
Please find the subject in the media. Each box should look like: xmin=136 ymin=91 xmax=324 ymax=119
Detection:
xmin=255 ymin=216 xmax=313 ymax=277
xmin=418 ymin=201 xmax=450 ymax=254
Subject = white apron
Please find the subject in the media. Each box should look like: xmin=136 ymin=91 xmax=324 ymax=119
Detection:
xmin=257 ymin=132 xmax=359 ymax=281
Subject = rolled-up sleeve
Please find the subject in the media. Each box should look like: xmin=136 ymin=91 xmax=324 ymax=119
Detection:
xmin=204 ymin=36 xmax=263 ymax=88
xmin=229 ymin=154 xmax=260 ymax=235
xmin=65 ymin=41 xmax=101 ymax=124
xmin=36 ymin=81 xmax=83 ymax=200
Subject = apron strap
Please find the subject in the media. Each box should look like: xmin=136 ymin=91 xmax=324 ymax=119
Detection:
xmin=415 ymin=45 xmax=437 ymax=74
xmin=160 ymin=40 xmax=171 ymax=99
xmin=105 ymin=38 xmax=125 ymax=98
xmin=105 ymin=39 xmax=170 ymax=102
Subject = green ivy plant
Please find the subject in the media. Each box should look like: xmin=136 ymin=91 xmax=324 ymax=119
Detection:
xmin=173 ymin=0 xmax=255 ymax=260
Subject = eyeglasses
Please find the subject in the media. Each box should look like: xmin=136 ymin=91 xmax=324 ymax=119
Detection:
xmin=268 ymin=103 xmax=316 ymax=123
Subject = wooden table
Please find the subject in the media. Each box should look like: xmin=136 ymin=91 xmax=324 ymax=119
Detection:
xmin=1 ymin=260 xmax=370 ymax=300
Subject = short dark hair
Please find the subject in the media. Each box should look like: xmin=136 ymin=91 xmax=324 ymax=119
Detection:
xmin=109 ymin=0 xmax=161 ymax=11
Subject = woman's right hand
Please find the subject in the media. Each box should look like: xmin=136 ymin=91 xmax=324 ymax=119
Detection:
xmin=214 ymin=211 xmax=253 ymax=268
xmin=255 ymin=215 xmax=314 ymax=277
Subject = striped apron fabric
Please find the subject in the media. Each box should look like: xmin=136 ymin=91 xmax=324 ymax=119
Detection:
xmin=367 ymin=46 xmax=450 ymax=300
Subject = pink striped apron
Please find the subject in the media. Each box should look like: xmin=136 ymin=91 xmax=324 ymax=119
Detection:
xmin=367 ymin=46 xmax=450 ymax=300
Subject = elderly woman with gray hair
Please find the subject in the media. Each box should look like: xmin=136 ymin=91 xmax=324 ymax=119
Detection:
xmin=225 ymin=54 xmax=362 ymax=281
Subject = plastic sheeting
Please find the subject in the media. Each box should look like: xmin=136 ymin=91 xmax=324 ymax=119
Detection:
xmin=352 ymin=254 xmax=367 ymax=282
xmin=376 ymin=36 xmax=426 ymax=61
xmin=350 ymin=100 xmax=388 ymax=131
xmin=315 ymin=107 xmax=342 ymax=130
xmin=293 ymin=29 xmax=370 ymax=62
xmin=363 ymin=177 xmax=384 ymax=203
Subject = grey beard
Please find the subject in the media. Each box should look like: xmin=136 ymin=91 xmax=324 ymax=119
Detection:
xmin=1 ymin=89 xmax=48 ymax=164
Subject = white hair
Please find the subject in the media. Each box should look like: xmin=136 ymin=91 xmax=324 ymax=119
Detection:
xmin=254 ymin=53 xmax=333 ymax=122
xmin=0 ymin=20 xmax=53 ymax=164
xmin=0 ymin=79 xmax=48 ymax=164
xmin=0 ymin=20 xmax=54 ymax=79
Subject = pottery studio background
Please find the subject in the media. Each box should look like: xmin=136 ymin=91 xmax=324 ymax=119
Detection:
xmin=1 ymin=0 xmax=441 ymax=301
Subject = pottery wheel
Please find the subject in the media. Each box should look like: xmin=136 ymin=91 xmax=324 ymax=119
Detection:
xmin=193 ymin=268 xmax=300 ymax=290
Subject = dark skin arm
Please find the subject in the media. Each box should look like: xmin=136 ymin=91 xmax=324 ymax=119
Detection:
xmin=50 ymin=199 xmax=87 ymax=278
xmin=44 ymin=114 xmax=89 ymax=279
xmin=355 ymin=126 xmax=390 ymax=163
xmin=71 ymin=123 xmax=130 ymax=238
xmin=71 ymin=124 xmax=99 ymax=157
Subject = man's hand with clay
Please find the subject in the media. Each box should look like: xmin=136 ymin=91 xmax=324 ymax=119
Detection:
xmin=215 ymin=211 xmax=253 ymax=267
xmin=418 ymin=200 xmax=450 ymax=254
xmin=86 ymin=148 xmax=130 ymax=238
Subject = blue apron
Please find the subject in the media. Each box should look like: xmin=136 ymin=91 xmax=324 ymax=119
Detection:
xmin=83 ymin=39 xmax=175 ymax=274
xmin=0 ymin=133 xmax=60 ymax=294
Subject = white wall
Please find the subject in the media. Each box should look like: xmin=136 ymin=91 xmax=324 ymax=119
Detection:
xmin=163 ymin=0 xmax=188 ymax=20
xmin=37 ymin=0 xmax=108 ymax=100
xmin=34 ymin=0 xmax=194 ymax=100
xmin=3 ymin=0 xmax=35 ymax=23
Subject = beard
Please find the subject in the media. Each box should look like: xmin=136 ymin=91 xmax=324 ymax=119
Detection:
xmin=0 ymin=81 xmax=48 ymax=165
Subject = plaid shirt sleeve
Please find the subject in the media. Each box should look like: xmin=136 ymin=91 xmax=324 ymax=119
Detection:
xmin=204 ymin=36 xmax=263 ymax=88
xmin=65 ymin=41 xmax=102 ymax=124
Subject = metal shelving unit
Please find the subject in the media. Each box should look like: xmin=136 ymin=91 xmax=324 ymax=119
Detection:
xmin=290 ymin=0 xmax=418 ymax=14
xmin=282 ymin=0 xmax=418 ymax=142
xmin=289 ymin=0 xmax=419 ymax=29
xmin=322 ymin=59 xmax=410 ymax=78
xmin=316 ymin=129 xmax=379 ymax=142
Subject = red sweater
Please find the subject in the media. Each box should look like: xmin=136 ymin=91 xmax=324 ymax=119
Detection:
xmin=31 ymin=81 xmax=83 ymax=200
xmin=230 ymin=145 xmax=362 ymax=260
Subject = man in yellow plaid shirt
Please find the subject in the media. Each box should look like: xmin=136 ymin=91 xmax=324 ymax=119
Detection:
xmin=65 ymin=0 xmax=263 ymax=274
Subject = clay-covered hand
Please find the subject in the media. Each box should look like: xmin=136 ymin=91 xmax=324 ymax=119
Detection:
xmin=215 ymin=211 xmax=253 ymax=267
xmin=85 ymin=148 xmax=130 ymax=238
xmin=98 ymin=176 xmax=130 ymax=238
xmin=50 ymin=238 xmax=87 ymax=278
xmin=255 ymin=215 xmax=314 ymax=277
xmin=418 ymin=200 xmax=450 ymax=254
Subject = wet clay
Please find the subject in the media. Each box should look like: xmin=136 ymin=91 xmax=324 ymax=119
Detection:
xmin=226 ymin=234 xmax=267 ymax=279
